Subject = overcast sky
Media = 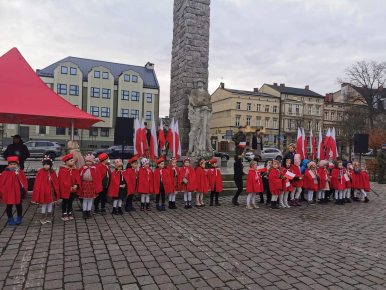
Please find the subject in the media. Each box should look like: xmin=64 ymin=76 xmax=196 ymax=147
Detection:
xmin=1 ymin=0 xmax=386 ymax=117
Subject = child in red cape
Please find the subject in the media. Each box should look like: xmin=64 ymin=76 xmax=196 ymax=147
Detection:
xmin=290 ymin=154 xmax=303 ymax=206
xmin=167 ymin=158 xmax=179 ymax=209
xmin=123 ymin=157 xmax=138 ymax=212
xmin=268 ymin=160 xmax=282 ymax=210
xmin=303 ymin=161 xmax=318 ymax=205
xmin=316 ymin=160 xmax=330 ymax=204
xmin=246 ymin=161 xmax=263 ymax=210
xmin=280 ymin=158 xmax=293 ymax=208
xmin=154 ymin=158 xmax=173 ymax=211
xmin=359 ymin=165 xmax=370 ymax=203
xmin=208 ymin=158 xmax=223 ymax=206
xmin=195 ymin=159 xmax=208 ymax=207
xmin=331 ymin=160 xmax=346 ymax=205
xmin=179 ymin=158 xmax=196 ymax=209
xmin=94 ymin=153 xmax=111 ymax=215
xmin=343 ymin=162 xmax=353 ymax=203
xmin=79 ymin=154 xmax=102 ymax=219
xmin=0 ymin=157 xmax=28 ymax=226
xmin=351 ymin=162 xmax=361 ymax=201
xmin=137 ymin=158 xmax=154 ymax=211
xmin=32 ymin=156 xmax=59 ymax=224
xmin=58 ymin=154 xmax=81 ymax=221
xmin=108 ymin=159 xmax=128 ymax=215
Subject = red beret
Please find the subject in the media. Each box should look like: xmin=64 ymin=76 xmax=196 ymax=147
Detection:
xmin=156 ymin=158 xmax=165 ymax=165
xmin=98 ymin=153 xmax=109 ymax=161
xmin=7 ymin=156 xmax=19 ymax=164
xmin=128 ymin=157 xmax=138 ymax=164
xmin=61 ymin=153 xmax=74 ymax=162
xmin=209 ymin=158 xmax=218 ymax=164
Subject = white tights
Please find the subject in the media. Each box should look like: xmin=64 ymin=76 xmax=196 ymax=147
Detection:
xmin=360 ymin=189 xmax=367 ymax=198
xmin=196 ymin=192 xmax=203 ymax=202
xmin=344 ymin=188 xmax=351 ymax=198
xmin=317 ymin=190 xmax=325 ymax=199
xmin=168 ymin=193 xmax=177 ymax=201
xmin=353 ymin=189 xmax=359 ymax=198
xmin=83 ymin=198 xmax=94 ymax=211
xmin=307 ymin=190 xmax=314 ymax=201
xmin=290 ymin=187 xmax=302 ymax=200
xmin=279 ymin=191 xmax=289 ymax=205
xmin=271 ymin=195 xmax=278 ymax=201
xmin=335 ymin=189 xmax=343 ymax=199
xmin=141 ymin=194 xmax=150 ymax=203
xmin=184 ymin=192 xmax=192 ymax=201
xmin=246 ymin=193 xmax=256 ymax=205
xmin=41 ymin=203 xmax=53 ymax=214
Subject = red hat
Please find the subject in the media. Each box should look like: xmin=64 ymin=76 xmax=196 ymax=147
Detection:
xmin=156 ymin=158 xmax=165 ymax=165
xmin=128 ymin=157 xmax=138 ymax=164
xmin=7 ymin=156 xmax=19 ymax=164
xmin=209 ymin=158 xmax=218 ymax=164
xmin=61 ymin=153 xmax=74 ymax=162
xmin=98 ymin=153 xmax=109 ymax=161
xmin=238 ymin=142 xmax=246 ymax=148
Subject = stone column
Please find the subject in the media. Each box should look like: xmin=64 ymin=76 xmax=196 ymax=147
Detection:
xmin=169 ymin=0 xmax=210 ymax=155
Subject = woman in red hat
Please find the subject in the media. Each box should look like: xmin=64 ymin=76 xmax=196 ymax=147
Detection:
xmin=167 ymin=157 xmax=179 ymax=209
xmin=208 ymin=158 xmax=223 ymax=206
xmin=195 ymin=159 xmax=208 ymax=207
xmin=58 ymin=153 xmax=81 ymax=221
xmin=137 ymin=158 xmax=154 ymax=211
xmin=179 ymin=158 xmax=196 ymax=209
xmin=108 ymin=159 xmax=128 ymax=215
xmin=154 ymin=158 xmax=173 ymax=211
xmin=0 ymin=157 xmax=28 ymax=226
xmin=124 ymin=157 xmax=139 ymax=212
xmin=32 ymin=156 xmax=59 ymax=224
xmin=94 ymin=153 xmax=111 ymax=215
xmin=246 ymin=161 xmax=263 ymax=210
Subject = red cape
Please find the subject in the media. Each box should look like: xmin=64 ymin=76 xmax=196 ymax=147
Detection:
xmin=280 ymin=167 xmax=293 ymax=191
xmin=0 ymin=168 xmax=28 ymax=204
xmin=359 ymin=171 xmax=370 ymax=192
xmin=343 ymin=168 xmax=352 ymax=188
xmin=303 ymin=169 xmax=318 ymax=191
xmin=317 ymin=167 xmax=328 ymax=190
xmin=207 ymin=168 xmax=223 ymax=192
xmin=32 ymin=169 xmax=59 ymax=204
xmin=246 ymin=168 xmax=264 ymax=193
xmin=96 ymin=162 xmax=111 ymax=184
xmin=179 ymin=166 xmax=197 ymax=192
xmin=137 ymin=167 xmax=154 ymax=194
xmin=290 ymin=164 xmax=303 ymax=187
xmin=58 ymin=166 xmax=81 ymax=199
xmin=79 ymin=165 xmax=103 ymax=194
xmin=195 ymin=167 xmax=209 ymax=193
xmin=123 ymin=168 xmax=137 ymax=195
xmin=330 ymin=168 xmax=346 ymax=190
xmin=351 ymin=170 xmax=361 ymax=189
xmin=108 ymin=170 xmax=129 ymax=197
xmin=268 ymin=168 xmax=282 ymax=192
xmin=154 ymin=168 xmax=173 ymax=194
xmin=167 ymin=165 xmax=180 ymax=191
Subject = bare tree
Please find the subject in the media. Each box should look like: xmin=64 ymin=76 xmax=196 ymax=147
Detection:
xmin=337 ymin=61 xmax=386 ymax=128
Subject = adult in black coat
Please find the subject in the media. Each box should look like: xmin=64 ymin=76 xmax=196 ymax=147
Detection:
xmin=252 ymin=130 xmax=264 ymax=162
xmin=232 ymin=153 xmax=245 ymax=206
xmin=282 ymin=143 xmax=296 ymax=167
xmin=3 ymin=135 xmax=30 ymax=170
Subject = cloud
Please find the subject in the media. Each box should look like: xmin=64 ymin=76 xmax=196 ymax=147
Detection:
xmin=1 ymin=0 xmax=386 ymax=117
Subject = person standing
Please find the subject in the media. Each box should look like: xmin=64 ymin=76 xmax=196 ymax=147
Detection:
xmin=282 ymin=143 xmax=296 ymax=167
xmin=67 ymin=140 xmax=84 ymax=170
xmin=232 ymin=153 xmax=245 ymax=206
xmin=3 ymin=135 xmax=30 ymax=170
xmin=252 ymin=130 xmax=264 ymax=162
xmin=377 ymin=143 xmax=386 ymax=184
xmin=232 ymin=126 xmax=246 ymax=156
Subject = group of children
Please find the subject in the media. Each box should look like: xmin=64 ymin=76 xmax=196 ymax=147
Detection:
xmin=238 ymin=152 xmax=371 ymax=210
xmin=0 ymin=153 xmax=224 ymax=226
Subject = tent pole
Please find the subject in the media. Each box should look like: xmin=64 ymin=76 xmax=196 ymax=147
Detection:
xmin=70 ymin=119 xmax=74 ymax=141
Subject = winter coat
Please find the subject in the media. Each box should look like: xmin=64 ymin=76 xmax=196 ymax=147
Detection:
xmin=280 ymin=167 xmax=293 ymax=191
xmin=303 ymin=169 xmax=318 ymax=191
xmin=0 ymin=167 xmax=28 ymax=205
xmin=290 ymin=164 xmax=303 ymax=188
xmin=268 ymin=168 xmax=282 ymax=193
xmin=179 ymin=166 xmax=197 ymax=192
xmin=123 ymin=168 xmax=137 ymax=195
xmin=154 ymin=168 xmax=173 ymax=194
xmin=330 ymin=168 xmax=346 ymax=190
xmin=137 ymin=167 xmax=154 ymax=194
xmin=359 ymin=171 xmax=370 ymax=192
xmin=300 ymin=159 xmax=310 ymax=174
xmin=317 ymin=167 xmax=329 ymax=190
xmin=58 ymin=165 xmax=81 ymax=199
xmin=96 ymin=162 xmax=111 ymax=189
xmin=108 ymin=170 xmax=129 ymax=197
xmin=32 ymin=169 xmax=59 ymax=204
xmin=79 ymin=165 xmax=103 ymax=194
xmin=246 ymin=168 xmax=264 ymax=193
xmin=208 ymin=168 xmax=223 ymax=192
xmin=196 ymin=167 xmax=209 ymax=194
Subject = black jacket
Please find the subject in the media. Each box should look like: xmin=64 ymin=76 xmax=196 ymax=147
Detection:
xmin=261 ymin=159 xmax=270 ymax=187
xmin=3 ymin=141 xmax=30 ymax=163
xmin=252 ymin=136 xmax=264 ymax=150
xmin=233 ymin=156 xmax=244 ymax=182
xmin=282 ymin=151 xmax=295 ymax=167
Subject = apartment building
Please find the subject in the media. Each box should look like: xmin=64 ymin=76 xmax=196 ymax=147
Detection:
xmin=210 ymin=83 xmax=280 ymax=149
xmin=3 ymin=57 xmax=160 ymax=148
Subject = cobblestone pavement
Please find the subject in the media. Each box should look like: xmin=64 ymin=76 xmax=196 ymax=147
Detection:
xmin=0 ymin=183 xmax=386 ymax=290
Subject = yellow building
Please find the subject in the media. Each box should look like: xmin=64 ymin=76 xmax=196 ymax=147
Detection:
xmin=4 ymin=57 xmax=160 ymax=148
xmin=210 ymin=83 xmax=280 ymax=150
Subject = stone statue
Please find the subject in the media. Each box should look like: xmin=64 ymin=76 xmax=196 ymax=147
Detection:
xmin=188 ymin=81 xmax=213 ymax=156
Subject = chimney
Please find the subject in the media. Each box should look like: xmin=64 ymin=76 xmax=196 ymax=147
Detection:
xmin=325 ymin=93 xmax=329 ymax=102
xmin=329 ymin=93 xmax=334 ymax=102
xmin=145 ymin=62 xmax=154 ymax=70
xmin=273 ymin=82 xmax=278 ymax=86
xmin=254 ymin=88 xmax=259 ymax=92
xmin=280 ymin=83 xmax=285 ymax=87
xmin=305 ymin=85 xmax=309 ymax=90
xmin=220 ymin=82 xmax=224 ymax=89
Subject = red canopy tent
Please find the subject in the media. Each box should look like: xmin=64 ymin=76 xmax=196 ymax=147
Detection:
xmin=0 ymin=48 xmax=101 ymax=139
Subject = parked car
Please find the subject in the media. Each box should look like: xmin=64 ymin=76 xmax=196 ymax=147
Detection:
xmin=1 ymin=141 xmax=62 ymax=160
xmin=214 ymin=151 xmax=230 ymax=160
xmin=362 ymin=149 xmax=373 ymax=156
xmin=91 ymin=146 xmax=134 ymax=160
xmin=245 ymin=148 xmax=283 ymax=162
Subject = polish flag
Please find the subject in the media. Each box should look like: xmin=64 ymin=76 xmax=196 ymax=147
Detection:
xmin=331 ymin=127 xmax=338 ymax=160
xmin=158 ymin=119 xmax=165 ymax=150
xmin=238 ymin=142 xmax=247 ymax=148
xmin=174 ymin=120 xmax=181 ymax=160
xmin=310 ymin=129 xmax=316 ymax=161
xmin=257 ymin=165 xmax=267 ymax=173
xmin=317 ymin=127 xmax=325 ymax=161
xmin=141 ymin=118 xmax=149 ymax=158
xmin=302 ymin=128 xmax=308 ymax=159
xmin=166 ymin=118 xmax=174 ymax=151
xmin=329 ymin=162 xmax=334 ymax=169
xmin=134 ymin=118 xmax=143 ymax=157
xmin=325 ymin=128 xmax=332 ymax=159
xmin=284 ymin=171 xmax=296 ymax=180
xmin=149 ymin=117 xmax=158 ymax=161
xmin=296 ymin=127 xmax=303 ymax=159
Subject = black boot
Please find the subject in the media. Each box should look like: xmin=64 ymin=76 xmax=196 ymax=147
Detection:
xmin=140 ymin=203 xmax=145 ymax=211
xmin=185 ymin=202 xmax=189 ymax=209
xmin=146 ymin=203 xmax=151 ymax=211
xmin=259 ymin=193 xmax=264 ymax=204
xmin=340 ymin=199 xmax=345 ymax=205
xmin=335 ymin=199 xmax=340 ymax=205
xmin=172 ymin=201 xmax=177 ymax=209
xmin=161 ymin=203 xmax=166 ymax=211
xmin=210 ymin=192 xmax=214 ymax=206
xmin=346 ymin=198 xmax=352 ymax=203
xmin=112 ymin=207 xmax=118 ymax=215
xmin=156 ymin=203 xmax=161 ymax=211
xmin=87 ymin=211 xmax=92 ymax=218
xmin=125 ymin=204 xmax=131 ymax=212
xmin=83 ymin=211 xmax=87 ymax=219
xmin=118 ymin=207 xmax=123 ymax=215
xmin=188 ymin=201 xmax=192 ymax=208
xmin=168 ymin=201 xmax=172 ymax=209
xmin=364 ymin=197 xmax=369 ymax=203
xmin=271 ymin=201 xmax=279 ymax=210
xmin=275 ymin=200 xmax=280 ymax=209
xmin=215 ymin=192 xmax=221 ymax=206
xmin=232 ymin=197 xmax=239 ymax=206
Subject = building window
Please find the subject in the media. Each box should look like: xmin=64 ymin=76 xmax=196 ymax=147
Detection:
xmin=101 ymin=107 xmax=110 ymax=117
xmin=101 ymin=128 xmax=109 ymax=137
xmin=39 ymin=126 xmax=46 ymax=134
xmin=91 ymin=87 xmax=100 ymax=98
xmin=265 ymin=118 xmax=269 ymax=128
xmin=102 ymin=88 xmax=111 ymax=99
xmin=132 ymin=75 xmax=138 ymax=83
xmin=70 ymin=67 xmax=77 ymax=75
xmin=247 ymin=103 xmax=251 ymax=111
xmin=308 ymin=105 xmax=312 ymax=115
xmin=331 ymin=111 xmax=335 ymax=120
xmin=121 ymin=90 xmax=129 ymax=100
xmin=265 ymin=105 xmax=269 ymax=112
xmin=61 ymin=66 xmax=68 ymax=74
xmin=338 ymin=113 xmax=342 ymax=121
xmin=147 ymin=93 xmax=152 ymax=103
xmin=146 ymin=111 xmax=152 ymax=120
xmin=316 ymin=107 xmax=320 ymax=116
xmin=69 ymin=85 xmax=79 ymax=96
xmin=131 ymin=110 xmax=139 ymax=119
xmin=102 ymin=72 xmax=109 ymax=79
xmin=301 ymin=97 xmax=305 ymax=101
xmin=131 ymin=91 xmax=140 ymax=101
xmin=307 ymin=121 xmax=311 ymax=130
xmin=68 ymin=128 xmax=78 ymax=136
xmin=295 ymin=105 xmax=300 ymax=115
xmin=56 ymin=127 xmax=65 ymax=135
xmin=273 ymin=119 xmax=277 ymax=129
xmin=309 ymin=98 xmax=312 ymax=102
xmin=236 ymin=102 xmax=241 ymax=110
xmin=288 ymin=104 xmax=292 ymax=113
xmin=256 ymin=119 xmax=261 ymax=127
xmin=273 ymin=106 xmax=277 ymax=113
xmin=316 ymin=121 xmax=319 ymax=131
xmin=325 ymin=111 xmax=328 ymax=120
xmin=236 ymin=116 xmax=240 ymax=126
xmin=94 ymin=71 xmax=100 ymax=78
xmin=121 ymin=109 xmax=129 ymax=117
xmin=89 ymin=127 xmax=98 ymax=137
xmin=338 ymin=105 xmax=343 ymax=109
xmin=283 ymin=135 xmax=287 ymax=147
xmin=90 ymin=106 xmax=99 ymax=117
xmin=292 ymin=136 xmax=296 ymax=144
xmin=57 ymin=84 xmax=67 ymax=94
xmin=124 ymin=74 xmax=130 ymax=82
xmin=285 ymin=94 xmax=289 ymax=99
xmin=316 ymin=99 xmax=320 ymax=103
xmin=337 ymin=128 xmax=341 ymax=136
xmin=246 ymin=117 xmax=251 ymax=126
xmin=288 ymin=119 xmax=292 ymax=129
xmin=257 ymin=104 xmax=261 ymax=111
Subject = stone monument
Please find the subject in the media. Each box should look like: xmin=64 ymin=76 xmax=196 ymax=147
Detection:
xmin=169 ymin=0 xmax=211 ymax=156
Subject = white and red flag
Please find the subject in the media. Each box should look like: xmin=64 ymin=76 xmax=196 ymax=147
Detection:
xmin=325 ymin=128 xmax=332 ymax=159
xmin=331 ymin=127 xmax=338 ymax=160
xmin=134 ymin=118 xmax=142 ymax=157
xmin=174 ymin=120 xmax=181 ymax=160
xmin=296 ymin=127 xmax=303 ymax=159
xmin=302 ymin=127 xmax=308 ymax=159
xmin=158 ymin=119 xmax=165 ymax=150
xmin=166 ymin=118 xmax=174 ymax=151
xmin=284 ymin=171 xmax=296 ymax=180
xmin=149 ymin=117 xmax=158 ymax=161
xmin=310 ymin=129 xmax=316 ymax=161
xmin=257 ymin=165 xmax=267 ymax=173
xmin=141 ymin=118 xmax=149 ymax=158
xmin=317 ymin=127 xmax=324 ymax=161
